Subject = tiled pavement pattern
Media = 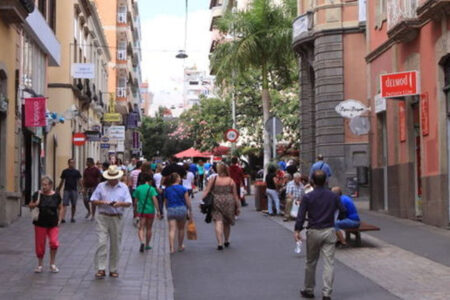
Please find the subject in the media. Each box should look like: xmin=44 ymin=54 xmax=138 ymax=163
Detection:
xmin=0 ymin=207 xmax=174 ymax=300
xmin=272 ymin=212 xmax=450 ymax=300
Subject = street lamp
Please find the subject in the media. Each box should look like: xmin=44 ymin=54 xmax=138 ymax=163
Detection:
xmin=175 ymin=0 xmax=189 ymax=59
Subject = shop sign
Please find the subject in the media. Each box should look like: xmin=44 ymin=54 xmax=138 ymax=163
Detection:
xmin=399 ymin=102 xmax=406 ymax=142
xmin=421 ymin=93 xmax=429 ymax=136
xmin=117 ymin=141 xmax=124 ymax=152
xmin=132 ymin=131 xmax=140 ymax=149
xmin=100 ymin=143 xmax=110 ymax=149
xmin=84 ymin=130 xmax=101 ymax=142
xmin=103 ymin=113 xmax=122 ymax=123
xmin=25 ymin=97 xmax=46 ymax=127
xmin=127 ymin=112 xmax=139 ymax=129
xmin=71 ymin=63 xmax=95 ymax=79
xmin=107 ymin=125 xmax=125 ymax=141
xmin=101 ymin=136 xmax=110 ymax=143
xmin=335 ymin=99 xmax=369 ymax=118
xmin=374 ymin=94 xmax=386 ymax=114
xmin=381 ymin=71 xmax=420 ymax=98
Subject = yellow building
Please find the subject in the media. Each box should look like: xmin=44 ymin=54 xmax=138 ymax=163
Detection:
xmin=46 ymin=0 xmax=110 ymax=182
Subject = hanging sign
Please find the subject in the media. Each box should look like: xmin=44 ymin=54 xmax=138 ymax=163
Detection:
xmin=84 ymin=130 xmax=101 ymax=142
xmin=100 ymin=143 xmax=110 ymax=149
xmin=399 ymin=102 xmax=406 ymax=142
xmin=107 ymin=125 xmax=125 ymax=141
xmin=421 ymin=93 xmax=429 ymax=136
xmin=103 ymin=113 xmax=122 ymax=122
xmin=71 ymin=63 xmax=95 ymax=79
xmin=225 ymin=129 xmax=239 ymax=143
xmin=374 ymin=94 xmax=386 ymax=113
xmin=381 ymin=71 xmax=420 ymax=98
xmin=132 ymin=131 xmax=140 ymax=149
xmin=25 ymin=97 xmax=46 ymax=127
xmin=335 ymin=99 xmax=370 ymax=118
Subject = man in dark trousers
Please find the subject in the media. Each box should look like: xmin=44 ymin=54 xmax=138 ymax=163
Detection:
xmin=294 ymin=170 xmax=346 ymax=300
xmin=57 ymin=158 xmax=82 ymax=223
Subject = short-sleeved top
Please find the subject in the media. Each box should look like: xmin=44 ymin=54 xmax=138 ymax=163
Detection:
xmin=61 ymin=168 xmax=82 ymax=191
xmin=90 ymin=181 xmax=132 ymax=215
xmin=340 ymin=195 xmax=360 ymax=221
xmin=182 ymin=171 xmax=195 ymax=190
xmin=133 ymin=184 xmax=158 ymax=214
xmin=189 ymin=164 xmax=198 ymax=175
xmin=83 ymin=166 xmax=102 ymax=188
xmin=286 ymin=181 xmax=305 ymax=201
xmin=153 ymin=173 xmax=163 ymax=189
xmin=197 ymin=164 xmax=204 ymax=175
xmin=204 ymin=162 xmax=211 ymax=171
xmin=32 ymin=192 xmax=62 ymax=228
xmin=130 ymin=169 xmax=141 ymax=189
xmin=164 ymin=185 xmax=187 ymax=208
xmin=309 ymin=161 xmax=332 ymax=178
xmin=265 ymin=173 xmax=277 ymax=190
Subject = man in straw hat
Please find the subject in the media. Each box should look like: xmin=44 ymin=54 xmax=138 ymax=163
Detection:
xmin=90 ymin=165 xmax=132 ymax=279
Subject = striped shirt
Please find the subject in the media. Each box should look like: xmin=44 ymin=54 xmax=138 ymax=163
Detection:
xmin=286 ymin=180 xmax=305 ymax=201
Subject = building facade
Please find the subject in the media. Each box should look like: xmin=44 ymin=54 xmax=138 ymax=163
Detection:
xmin=292 ymin=0 xmax=369 ymax=191
xmin=367 ymin=0 xmax=450 ymax=227
xmin=183 ymin=66 xmax=216 ymax=109
xmin=95 ymin=0 xmax=143 ymax=161
xmin=0 ymin=0 xmax=60 ymax=225
xmin=46 ymin=0 xmax=110 ymax=181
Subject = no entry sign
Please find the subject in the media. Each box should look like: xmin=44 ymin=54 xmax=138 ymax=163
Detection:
xmin=73 ymin=133 xmax=86 ymax=146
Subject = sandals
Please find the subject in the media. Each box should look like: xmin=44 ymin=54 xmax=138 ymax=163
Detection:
xmin=50 ymin=264 xmax=59 ymax=273
xmin=95 ymin=270 xmax=106 ymax=279
xmin=109 ymin=271 xmax=119 ymax=278
xmin=34 ymin=266 xmax=43 ymax=273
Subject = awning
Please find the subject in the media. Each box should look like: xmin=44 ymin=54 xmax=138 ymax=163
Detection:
xmin=174 ymin=147 xmax=212 ymax=159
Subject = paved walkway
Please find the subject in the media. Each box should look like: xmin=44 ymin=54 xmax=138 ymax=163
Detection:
xmin=0 ymin=207 xmax=173 ymax=300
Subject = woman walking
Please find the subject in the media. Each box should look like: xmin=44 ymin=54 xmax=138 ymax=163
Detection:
xmin=202 ymin=163 xmax=241 ymax=250
xmin=29 ymin=176 xmax=63 ymax=273
xmin=133 ymin=173 xmax=160 ymax=252
xmin=164 ymin=173 xmax=192 ymax=254
xmin=153 ymin=164 xmax=165 ymax=219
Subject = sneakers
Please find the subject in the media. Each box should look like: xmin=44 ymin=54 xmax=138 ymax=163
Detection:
xmin=300 ymin=290 xmax=314 ymax=298
xmin=34 ymin=266 xmax=43 ymax=273
xmin=50 ymin=264 xmax=59 ymax=273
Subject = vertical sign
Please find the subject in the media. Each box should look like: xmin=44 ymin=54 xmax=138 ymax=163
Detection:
xmin=399 ymin=102 xmax=406 ymax=142
xmin=132 ymin=131 xmax=140 ymax=149
xmin=420 ymin=93 xmax=429 ymax=136
xmin=25 ymin=97 xmax=46 ymax=127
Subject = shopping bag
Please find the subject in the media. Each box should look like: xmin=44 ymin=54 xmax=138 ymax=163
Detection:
xmin=290 ymin=200 xmax=300 ymax=218
xmin=186 ymin=220 xmax=197 ymax=240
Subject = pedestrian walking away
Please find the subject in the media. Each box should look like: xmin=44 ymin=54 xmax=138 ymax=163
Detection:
xmin=90 ymin=165 xmax=132 ymax=279
xmin=128 ymin=160 xmax=142 ymax=226
xmin=153 ymin=164 xmax=165 ymax=219
xmin=133 ymin=173 xmax=160 ymax=252
xmin=196 ymin=160 xmax=205 ymax=191
xmin=229 ymin=156 xmax=248 ymax=207
xmin=202 ymin=163 xmax=241 ymax=250
xmin=265 ymin=164 xmax=282 ymax=216
xmin=56 ymin=158 xmax=82 ymax=223
xmin=294 ymin=170 xmax=346 ymax=300
xmin=182 ymin=163 xmax=195 ymax=198
xmin=29 ymin=176 xmax=64 ymax=273
xmin=163 ymin=173 xmax=192 ymax=254
xmin=82 ymin=157 xmax=102 ymax=220
xmin=309 ymin=154 xmax=332 ymax=182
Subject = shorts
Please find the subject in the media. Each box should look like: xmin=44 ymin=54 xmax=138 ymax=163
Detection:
xmin=137 ymin=213 xmax=155 ymax=219
xmin=63 ymin=190 xmax=78 ymax=206
xmin=167 ymin=206 xmax=187 ymax=221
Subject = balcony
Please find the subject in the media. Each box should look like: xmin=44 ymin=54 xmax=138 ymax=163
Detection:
xmin=417 ymin=0 xmax=450 ymax=22
xmin=116 ymin=87 xmax=127 ymax=99
xmin=117 ymin=49 xmax=127 ymax=61
xmin=117 ymin=12 xmax=127 ymax=24
xmin=0 ymin=0 xmax=34 ymax=24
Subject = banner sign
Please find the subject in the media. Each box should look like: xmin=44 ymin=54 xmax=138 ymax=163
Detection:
xmin=127 ymin=112 xmax=140 ymax=129
xmin=84 ymin=130 xmax=101 ymax=142
xmin=381 ymin=71 xmax=420 ymax=98
xmin=108 ymin=125 xmax=125 ymax=141
xmin=103 ymin=113 xmax=122 ymax=123
xmin=132 ymin=131 xmax=140 ymax=149
xmin=25 ymin=97 xmax=46 ymax=127
xmin=71 ymin=63 xmax=95 ymax=79
xmin=100 ymin=143 xmax=110 ymax=149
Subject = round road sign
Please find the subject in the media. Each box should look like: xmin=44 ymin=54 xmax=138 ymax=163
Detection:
xmin=225 ymin=129 xmax=239 ymax=143
xmin=101 ymin=136 xmax=110 ymax=143
xmin=73 ymin=132 xmax=86 ymax=146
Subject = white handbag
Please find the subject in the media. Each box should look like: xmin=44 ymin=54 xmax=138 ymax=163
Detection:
xmin=31 ymin=192 xmax=41 ymax=221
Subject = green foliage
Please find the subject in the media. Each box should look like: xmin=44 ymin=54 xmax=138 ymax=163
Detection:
xmin=139 ymin=107 xmax=194 ymax=159
xmin=179 ymin=97 xmax=232 ymax=152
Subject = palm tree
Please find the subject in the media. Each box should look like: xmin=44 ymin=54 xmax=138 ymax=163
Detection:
xmin=211 ymin=0 xmax=297 ymax=171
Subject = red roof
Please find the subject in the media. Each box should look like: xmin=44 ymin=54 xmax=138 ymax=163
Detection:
xmin=174 ymin=147 xmax=212 ymax=158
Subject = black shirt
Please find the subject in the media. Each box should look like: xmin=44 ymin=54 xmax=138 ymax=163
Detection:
xmin=32 ymin=192 xmax=62 ymax=228
xmin=265 ymin=173 xmax=277 ymax=190
xmin=61 ymin=168 xmax=82 ymax=191
xmin=294 ymin=187 xmax=346 ymax=231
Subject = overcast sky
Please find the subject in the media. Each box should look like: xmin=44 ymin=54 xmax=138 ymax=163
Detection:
xmin=138 ymin=0 xmax=211 ymax=116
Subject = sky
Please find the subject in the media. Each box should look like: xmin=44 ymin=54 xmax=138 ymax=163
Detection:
xmin=138 ymin=0 xmax=211 ymax=116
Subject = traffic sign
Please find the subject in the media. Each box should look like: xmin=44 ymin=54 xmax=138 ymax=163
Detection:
xmin=100 ymin=143 xmax=110 ymax=149
xmin=73 ymin=132 xmax=86 ymax=146
xmin=265 ymin=116 xmax=283 ymax=137
xmin=225 ymin=129 xmax=239 ymax=143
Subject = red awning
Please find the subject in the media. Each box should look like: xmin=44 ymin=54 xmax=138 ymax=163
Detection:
xmin=212 ymin=146 xmax=230 ymax=156
xmin=174 ymin=147 xmax=212 ymax=159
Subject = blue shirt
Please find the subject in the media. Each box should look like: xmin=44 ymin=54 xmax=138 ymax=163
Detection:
xmin=340 ymin=195 xmax=360 ymax=221
xmin=204 ymin=162 xmax=211 ymax=171
xmin=278 ymin=161 xmax=287 ymax=171
xmin=164 ymin=185 xmax=187 ymax=208
xmin=189 ymin=163 xmax=198 ymax=175
xmin=295 ymin=187 xmax=346 ymax=231
xmin=309 ymin=161 xmax=332 ymax=178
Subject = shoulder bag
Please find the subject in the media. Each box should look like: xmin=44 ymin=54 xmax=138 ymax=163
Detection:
xmin=31 ymin=192 xmax=41 ymax=221
xmin=200 ymin=176 xmax=216 ymax=214
xmin=139 ymin=185 xmax=152 ymax=214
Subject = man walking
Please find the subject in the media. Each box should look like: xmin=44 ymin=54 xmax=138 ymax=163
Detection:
xmin=283 ymin=172 xmax=304 ymax=222
xmin=309 ymin=154 xmax=332 ymax=180
xmin=82 ymin=158 xmax=102 ymax=220
xmin=57 ymin=158 xmax=82 ymax=223
xmin=294 ymin=170 xmax=346 ymax=300
xmin=229 ymin=157 xmax=248 ymax=207
xmin=90 ymin=165 xmax=132 ymax=279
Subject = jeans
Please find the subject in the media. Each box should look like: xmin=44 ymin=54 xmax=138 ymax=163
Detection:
xmin=335 ymin=218 xmax=360 ymax=230
xmin=266 ymin=188 xmax=280 ymax=214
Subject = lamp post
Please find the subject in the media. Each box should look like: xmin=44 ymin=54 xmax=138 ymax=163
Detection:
xmin=176 ymin=0 xmax=189 ymax=59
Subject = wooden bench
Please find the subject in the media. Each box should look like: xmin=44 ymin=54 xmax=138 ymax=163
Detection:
xmin=343 ymin=221 xmax=380 ymax=247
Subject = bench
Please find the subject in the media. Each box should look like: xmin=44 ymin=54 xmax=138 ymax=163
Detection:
xmin=344 ymin=221 xmax=380 ymax=247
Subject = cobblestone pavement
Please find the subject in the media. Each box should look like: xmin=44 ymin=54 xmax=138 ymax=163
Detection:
xmin=0 ymin=206 xmax=174 ymax=300
xmin=271 ymin=210 xmax=450 ymax=300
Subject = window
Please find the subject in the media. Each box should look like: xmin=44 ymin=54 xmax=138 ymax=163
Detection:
xmin=118 ymin=5 xmax=127 ymax=24
xmin=49 ymin=0 xmax=56 ymax=32
xmin=117 ymin=41 xmax=127 ymax=60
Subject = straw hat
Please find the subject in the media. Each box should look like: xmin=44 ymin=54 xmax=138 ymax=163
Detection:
xmin=103 ymin=165 xmax=124 ymax=180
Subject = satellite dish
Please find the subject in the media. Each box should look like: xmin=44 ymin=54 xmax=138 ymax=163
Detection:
xmin=349 ymin=116 xmax=370 ymax=136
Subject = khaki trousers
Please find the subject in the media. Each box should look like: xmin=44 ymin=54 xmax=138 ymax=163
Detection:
xmin=94 ymin=214 xmax=124 ymax=272
xmin=284 ymin=197 xmax=294 ymax=218
xmin=304 ymin=227 xmax=337 ymax=297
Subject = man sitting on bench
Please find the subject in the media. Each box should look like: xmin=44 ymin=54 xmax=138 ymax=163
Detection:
xmin=331 ymin=187 xmax=360 ymax=248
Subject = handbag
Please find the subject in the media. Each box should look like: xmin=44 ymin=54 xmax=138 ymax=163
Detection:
xmin=186 ymin=220 xmax=197 ymax=240
xmin=31 ymin=192 xmax=41 ymax=221
xmin=200 ymin=176 xmax=216 ymax=214
xmin=290 ymin=199 xmax=300 ymax=218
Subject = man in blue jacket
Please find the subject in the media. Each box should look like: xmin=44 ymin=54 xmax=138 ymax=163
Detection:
xmin=331 ymin=186 xmax=360 ymax=247
xmin=294 ymin=170 xmax=346 ymax=300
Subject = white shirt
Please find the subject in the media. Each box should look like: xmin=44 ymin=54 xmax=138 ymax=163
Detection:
xmin=90 ymin=181 xmax=132 ymax=215
xmin=182 ymin=171 xmax=195 ymax=190
xmin=153 ymin=173 xmax=162 ymax=188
